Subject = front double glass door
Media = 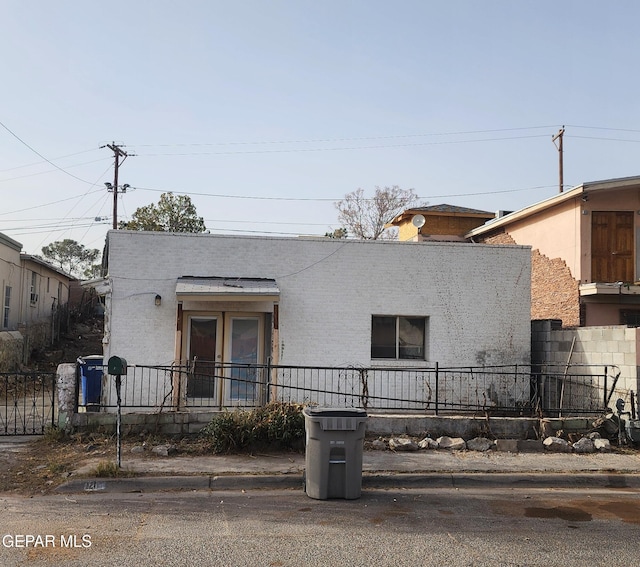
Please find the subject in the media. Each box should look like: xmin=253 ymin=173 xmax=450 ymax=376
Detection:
xmin=186 ymin=315 xmax=261 ymax=404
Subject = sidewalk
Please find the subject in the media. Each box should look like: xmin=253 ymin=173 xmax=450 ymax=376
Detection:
xmin=55 ymin=447 xmax=640 ymax=494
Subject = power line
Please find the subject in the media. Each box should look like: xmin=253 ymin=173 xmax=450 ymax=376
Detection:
xmin=134 ymin=183 xmax=554 ymax=202
xmin=0 ymin=158 xmax=112 ymax=183
xmin=0 ymin=190 xmax=104 ymax=216
xmin=0 ymin=148 xmax=100 ymax=173
xmin=131 ymin=125 xmax=559 ymax=148
xmin=133 ymin=134 xmax=551 ymax=157
xmin=566 ymin=124 xmax=640 ymax=134
xmin=0 ymin=120 xmax=99 ymax=185
xmin=568 ymin=135 xmax=640 ymax=143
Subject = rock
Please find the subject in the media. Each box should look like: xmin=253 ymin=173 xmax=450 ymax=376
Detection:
xmin=516 ymin=440 xmax=544 ymax=453
xmin=437 ymin=436 xmax=466 ymax=450
xmin=388 ymin=438 xmax=419 ymax=451
xmin=594 ymin=438 xmax=611 ymax=452
xmin=152 ymin=444 xmax=177 ymax=457
xmin=370 ymin=439 xmax=387 ymax=451
xmin=418 ymin=437 xmax=438 ymax=450
xmin=587 ymin=432 xmax=601 ymax=440
xmin=572 ymin=437 xmax=595 ymax=454
xmin=495 ymin=439 xmax=518 ymax=453
xmin=466 ymin=437 xmax=494 ymax=452
xmin=543 ymin=436 xmax=572 ymax=453
xmin=131 ymin=445 xmax=146 ymax=454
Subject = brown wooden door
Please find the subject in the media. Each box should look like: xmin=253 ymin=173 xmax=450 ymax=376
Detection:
xmin=591 ymin=211 xmax=635 ymax=282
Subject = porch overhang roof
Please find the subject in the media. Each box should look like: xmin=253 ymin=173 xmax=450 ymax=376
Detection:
xmin=176 ymin=277 xmax=280 ymax=302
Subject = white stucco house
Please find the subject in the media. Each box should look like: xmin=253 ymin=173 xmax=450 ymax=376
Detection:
xmin=91 ymin=230 xmax=532 ymax=410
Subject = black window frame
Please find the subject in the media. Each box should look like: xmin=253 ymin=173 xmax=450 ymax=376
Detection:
xmin=371 ymin=315 xmax=427 ymax=360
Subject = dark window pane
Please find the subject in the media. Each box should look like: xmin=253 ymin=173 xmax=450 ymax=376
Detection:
xmin=371 ymin=316 xmax=396 ymax=358
xmin=398 ymin=317 xmax=425 ymax=360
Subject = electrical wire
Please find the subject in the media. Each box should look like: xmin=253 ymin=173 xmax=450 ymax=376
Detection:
xmin=133 ymin=134 xmax=551 ymax=157
xmin=0 ymin=158 xmax=112 ymax=183
xmin=0 ymin=120 xmax=101 ymax=185
xmin=131 ymin=125 xmax=559 ymax=148
xmin=0 ymin=190 xmax=105 ymax=216
xmin=0 ymin=148 xmax=101 ymax=173
xmin=134 ymin=183 xmax=554 ymax=202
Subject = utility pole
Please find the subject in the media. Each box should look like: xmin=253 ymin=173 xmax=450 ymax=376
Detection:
xmin=102 ymin=142 xmax=131 ymax=229
xmin=552 ymin=126 xmax=565 ymax=193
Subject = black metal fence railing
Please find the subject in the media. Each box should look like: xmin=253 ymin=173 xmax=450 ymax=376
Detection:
xmin=80 ymin=362 xmax=621 ymax=417
xmin=0 ymin=372 xmax=56 ymax=435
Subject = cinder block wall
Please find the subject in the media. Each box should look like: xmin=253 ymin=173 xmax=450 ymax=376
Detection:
xmin=532 ymin=321 xmax=640 ymax=409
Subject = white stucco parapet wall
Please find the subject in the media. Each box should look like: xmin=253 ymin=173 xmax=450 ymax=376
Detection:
xmin=104 ymin=230 xmax=531 ymax=370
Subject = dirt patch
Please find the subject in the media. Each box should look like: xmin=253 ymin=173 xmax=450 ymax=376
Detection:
xmin=0 ymin=434 xmax=217 ymax=496
xmin=29 ymin=317 xmax=104 ymax=372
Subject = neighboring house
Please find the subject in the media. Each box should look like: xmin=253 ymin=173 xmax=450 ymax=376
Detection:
xmin=386 ymin=204 xmax=495 ymax=242
xmin=95 ymin=230 xmax=531 ymax=408
xmin=0 ymin=232 xmax=74 ymax=369
xmin=0 ymin=233 xmax=22 ymax=333
xmin=467 ymin=175 xmax=640 ymax=328
xmin=20 ymin=254 xmax=72 ymax=325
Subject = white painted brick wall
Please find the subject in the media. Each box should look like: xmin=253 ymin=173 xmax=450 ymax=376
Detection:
xmin=105 ymin=231 xmax=531 ymax=372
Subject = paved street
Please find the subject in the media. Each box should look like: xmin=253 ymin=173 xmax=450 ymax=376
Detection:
xmin=1 ymin=486 xmax=639 ymax=566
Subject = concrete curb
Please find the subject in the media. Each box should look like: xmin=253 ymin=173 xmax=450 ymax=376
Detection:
xmin=55 ymin=471 xmax=640 ymax=494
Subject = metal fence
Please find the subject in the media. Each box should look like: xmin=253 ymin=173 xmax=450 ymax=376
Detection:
xmin=0 ymin=372 xmax=56 ymax=435
xmin=82 ymin=361 xmax=620 ymax=417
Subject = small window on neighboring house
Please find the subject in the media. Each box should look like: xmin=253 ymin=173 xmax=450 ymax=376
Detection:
xmin=3 ymin=286 xmax=11 ymax=328
xmin=30 ymin=272 xmax=38 ymax=305
xmin=371 ymin=316 xmax=427 ymax=360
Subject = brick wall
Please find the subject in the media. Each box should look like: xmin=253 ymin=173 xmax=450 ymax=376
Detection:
xmin=102 ymin=232 xmax=532 ymax=408
xmin=480 ymin=231 xmax=580 ymax=327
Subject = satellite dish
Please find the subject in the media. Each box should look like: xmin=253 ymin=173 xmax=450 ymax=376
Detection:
xmin=412 ymin=214 xmax=426 ymax=229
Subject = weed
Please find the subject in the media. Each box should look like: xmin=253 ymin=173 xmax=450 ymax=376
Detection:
xmin=92 ymin=461 xmax=123 ymax=477
xmin=201 ymin=402 xmax=305 ymax=454
xmin=43 ymin=425 xmax=65 ymax=443
xmin=48 ymin=462 xmax=70 ymax=475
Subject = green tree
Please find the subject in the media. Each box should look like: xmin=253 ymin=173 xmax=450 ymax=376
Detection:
xmin=41 ymin=239 xmax=100 ymax=279
xmin=335 ymin=186 xmax=421 ymax=240
xmin=324 ymin=228 xmax=348 ymax=239
xmin=120 ymin=192 xmax=206 ymax=233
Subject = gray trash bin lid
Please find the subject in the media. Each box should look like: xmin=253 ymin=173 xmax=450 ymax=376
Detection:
xmin=303 ymin=407 xmax=367 ymax=431
xmin=303 ymin=407 xmax=367 ymax=418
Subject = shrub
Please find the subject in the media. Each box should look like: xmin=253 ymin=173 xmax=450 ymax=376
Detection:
xmin=201 ymin=402 xmax=305 ymax=454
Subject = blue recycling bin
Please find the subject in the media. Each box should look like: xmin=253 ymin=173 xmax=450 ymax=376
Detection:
xmin=79 ymin=355 xmax=103 ymax=408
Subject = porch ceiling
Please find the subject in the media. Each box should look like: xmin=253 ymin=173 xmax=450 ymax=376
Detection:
xmin=176 ymin=276 xmax=280 ymax=302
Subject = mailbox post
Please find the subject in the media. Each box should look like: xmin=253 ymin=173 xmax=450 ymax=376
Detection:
xmin=107 ymin=356 xmax=127 ymax=468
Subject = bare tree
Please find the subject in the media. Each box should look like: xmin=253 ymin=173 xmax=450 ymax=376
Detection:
xmin=335 ymin=186 xmax=421 ymax=239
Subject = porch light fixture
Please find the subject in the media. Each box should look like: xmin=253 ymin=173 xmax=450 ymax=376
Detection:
xmin=155 ymin=294 xmax=162 ymax=306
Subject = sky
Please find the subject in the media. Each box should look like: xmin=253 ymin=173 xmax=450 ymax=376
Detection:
xmin=2 ymin=1 xmax=640 ymax=257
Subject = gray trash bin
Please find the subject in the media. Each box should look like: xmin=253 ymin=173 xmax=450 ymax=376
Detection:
xmin=303 ymin=407 xmax=367 ymax=500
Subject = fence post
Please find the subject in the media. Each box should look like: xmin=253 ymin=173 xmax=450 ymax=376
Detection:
xmin=266 ymin=358 xmax=272 ymax=405
xmin=603 ymin=366 xmax=608 ymax=409
xmin=435 ymin=362 xmax=439 ymax=416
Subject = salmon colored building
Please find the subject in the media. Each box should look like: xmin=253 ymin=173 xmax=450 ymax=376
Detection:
xmin=467 ymin=175 xmax=640 ymax=327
